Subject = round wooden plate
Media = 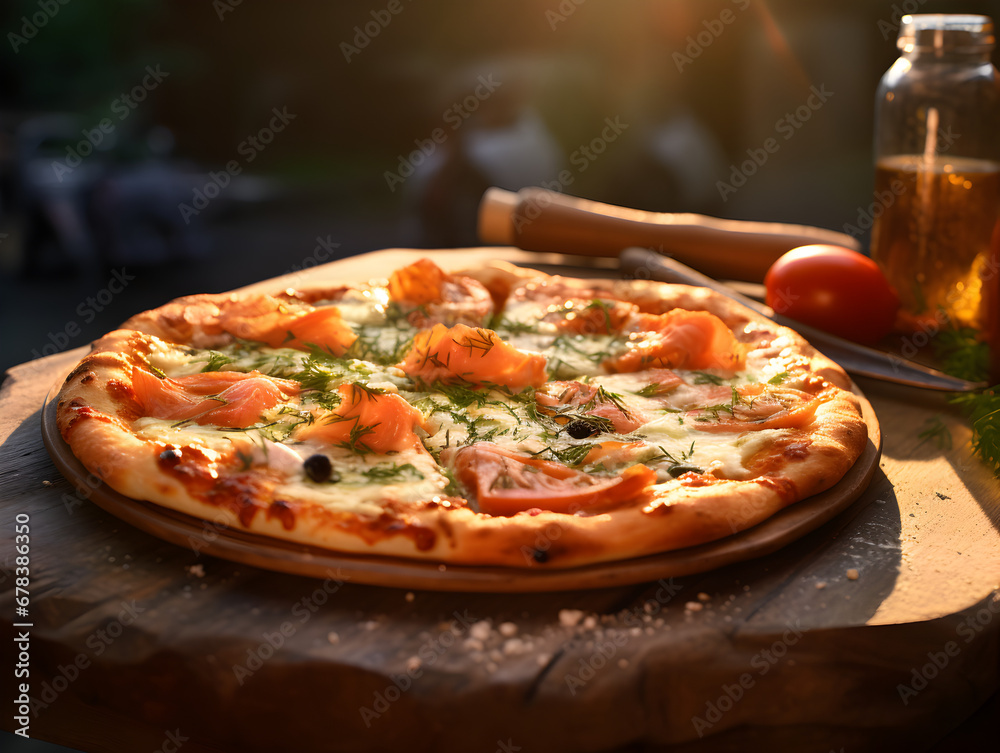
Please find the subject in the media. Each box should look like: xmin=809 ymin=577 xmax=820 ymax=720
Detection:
xmin=41 ymin=379 xmax=882 ymax=592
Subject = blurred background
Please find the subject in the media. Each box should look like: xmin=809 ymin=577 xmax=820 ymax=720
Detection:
xmin=2 ymin=0 xmax=1000 ymax=375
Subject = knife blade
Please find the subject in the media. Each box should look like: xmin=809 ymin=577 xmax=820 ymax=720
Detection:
xmin=618 ymin=247 xmax=986 ymax=393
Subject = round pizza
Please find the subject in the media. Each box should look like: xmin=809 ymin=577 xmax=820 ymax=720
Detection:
xmin=55 ymin=257 xmax=868 ymax=568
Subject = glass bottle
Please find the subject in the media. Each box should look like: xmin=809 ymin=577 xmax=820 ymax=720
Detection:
xmin=870 ymin=14 xmax=1000 ymax=334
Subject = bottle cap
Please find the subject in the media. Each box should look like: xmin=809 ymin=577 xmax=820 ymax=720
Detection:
xmin=898 ymin=14 xmax=995 ymax=53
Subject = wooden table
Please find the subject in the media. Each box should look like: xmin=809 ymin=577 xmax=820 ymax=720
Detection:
xmin=2 ymin=248 xmax=999 ymax=752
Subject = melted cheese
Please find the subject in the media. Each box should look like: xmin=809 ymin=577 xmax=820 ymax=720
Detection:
xmin=130 ymin=290 xmax=814 ymax=517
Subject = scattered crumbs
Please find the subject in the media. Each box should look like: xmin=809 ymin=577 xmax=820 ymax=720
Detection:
xmin=536 ymin=653 xmax=551 ymax=667
xmin=485 ymin=661 xmax=498 ymax=673
xmin=875 ymin=498 xmax=887 ymax=505
xmin=404 ymin=592 xmax=415 ymax=603
xmin=470 ymin=620 xmax=492 ymax=642
xmin=327 ymin=631 xmax=340 ymax=644
xmin=41 ymin=480 xmax=52 ymax=487
xmin=498 ymin=621 xmax=518 ymax=638
xmin=406 ymin=656 xmax=421 ymax=673
xmin=685 ymin=601 xmax=704 ymax=612
xmin=363 ymin=620 xmax=378 ymax=631
xmin=936 ymin=492 xmax=951 ymax=500
xmin=582 ymin=615 xmax=597 ymax=630
xmin=697 ymin=592 xmax=711 ymax=602
xmin=464 ymin=638 xmax=484 ymax=652
xmin=559 ymin=609 xmax=584 ymax=628
xmin=502 ymin=638 xmax=526 ymax=656
xmin=815 ymin=582 xmax=826 ymax=590
xmin=846 ymin=568 xmax=860 ymax=581
xmin=186 ymin=564 xmax=205 ymax=578
xmin=617 ymin=658 xmax=629 ymax=669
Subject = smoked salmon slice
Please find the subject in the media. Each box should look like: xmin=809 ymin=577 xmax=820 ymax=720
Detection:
xmin=397 ymin=323 xmax=547 ymax=392
xmin=294 ymin=383 xmax=429 ymax=454
xmin=607 ymin=310 xmax=745 ymax=374
xmin=213 ymin=296 xmax=357 ymax=355
xmin=132 ymin=368 xmax=299 ymax=428
xmin=536 ymin=381 xmax=645 ymax=433
xmin=450 ymin=443 xmax=655 ymax=516
xmin=387 ymin=258 xmax=494 ymax=327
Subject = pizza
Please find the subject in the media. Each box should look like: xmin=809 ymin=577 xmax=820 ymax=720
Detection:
xmin=54 ymin=257 xmax=868 ymax=569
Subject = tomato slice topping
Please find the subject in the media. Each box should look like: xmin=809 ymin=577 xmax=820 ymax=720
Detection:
xmin=607 ymin=310 xmax=745 ymax=373
xmin=294 ymin=384 xmax=429 ymax=454
xmin=132 ymin=368 xmax=299 ymax=428
xmin=451 ymin=443 xmax=655 ymax=516
xmin=397 ymin=323 xmax=548 ymax=392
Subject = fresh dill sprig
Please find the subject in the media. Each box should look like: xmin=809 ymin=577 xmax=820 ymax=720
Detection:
xmin=930 ymin=327 xmax=998 ymax=477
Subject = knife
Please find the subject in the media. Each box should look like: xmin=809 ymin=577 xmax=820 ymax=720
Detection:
xmin=618 ymin=247 xmax=986 ymax=393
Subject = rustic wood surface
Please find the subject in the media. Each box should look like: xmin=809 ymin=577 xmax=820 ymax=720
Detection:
xmin=2 ymin=247 xmax=999 ymax=753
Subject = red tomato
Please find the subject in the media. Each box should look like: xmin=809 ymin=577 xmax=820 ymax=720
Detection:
xmin=764 ymin=245 xmax=899 ymax=345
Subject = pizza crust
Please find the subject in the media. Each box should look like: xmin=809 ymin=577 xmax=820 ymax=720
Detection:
xmin=55 ymin=263 xmax=869 ymax=569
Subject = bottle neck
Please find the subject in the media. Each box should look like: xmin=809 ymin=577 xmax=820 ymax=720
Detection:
xmin=903 ymin=47 xmax=995 ymax=65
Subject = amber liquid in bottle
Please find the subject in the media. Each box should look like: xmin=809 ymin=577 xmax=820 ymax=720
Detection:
xmin=870 ymin=154 xmax=1000 ymax=329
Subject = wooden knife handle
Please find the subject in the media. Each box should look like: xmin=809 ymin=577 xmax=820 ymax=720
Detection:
xmin=478 ymin=187 xmax=860 ymax=283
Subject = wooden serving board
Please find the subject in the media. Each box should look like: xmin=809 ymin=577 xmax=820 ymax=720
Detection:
xmin=2 ymin=248 xmax=999 ymax=753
